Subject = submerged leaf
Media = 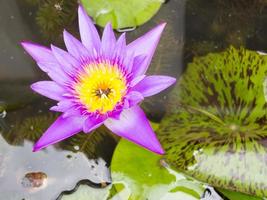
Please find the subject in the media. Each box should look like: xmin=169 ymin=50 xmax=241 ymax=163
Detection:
xmin=80 ymin=0 xmax=163 ymax=29
xmin=35 ymin=0 xmax=78 ymax=40
xmin=2 ymin=99 xmax=118 ymax=160
xmin=61 ymin=126 xmax=119 ymax=162
xmin=159 ymin=47 xmax=267 ymax=197
xmin=4 ymin=113 xmax=57 ymax=144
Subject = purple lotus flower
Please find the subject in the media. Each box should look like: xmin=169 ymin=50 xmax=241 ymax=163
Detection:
xmin=21 ymin=6 xmax=176 ymax=154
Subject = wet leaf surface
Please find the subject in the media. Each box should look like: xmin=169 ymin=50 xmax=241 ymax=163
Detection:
xmin=110 ymin=139 xmax=205 ymax=199
xmin=159 ymin=47 xmax=267 ymax=197
xmin=80 ymin=0 xmax=163 ymax=29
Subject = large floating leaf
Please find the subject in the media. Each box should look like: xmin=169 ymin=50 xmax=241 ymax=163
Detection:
xmin=159 ymin=47 xmax=267 ymax=197
xmin=81 ymin=0 xmax=163 ymax=29
xmin=110 ymin=139 xmax=205 ymax=199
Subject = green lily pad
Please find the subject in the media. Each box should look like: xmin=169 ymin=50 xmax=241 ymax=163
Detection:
xmin=158 ymin=47 xmax=267 ymax=197
xmin=80 ymin=0 xmax=163 ymax=29
xmin=110 ymin=139 xmax=205 ymax=199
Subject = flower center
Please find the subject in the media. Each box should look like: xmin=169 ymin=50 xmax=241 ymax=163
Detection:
xmin=75 ymin=61 xmax=127 ymax=114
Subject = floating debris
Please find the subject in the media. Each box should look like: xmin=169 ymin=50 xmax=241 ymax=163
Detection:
xmin=21 ymin=172 xmax=47 ymax=188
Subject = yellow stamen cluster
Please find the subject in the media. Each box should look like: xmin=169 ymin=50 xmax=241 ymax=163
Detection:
xmin=75 ymin=62 xmax=127 ymax=114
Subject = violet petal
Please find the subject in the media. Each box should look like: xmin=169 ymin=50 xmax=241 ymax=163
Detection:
xmin=21 ymin=42 xmax=69 ymax=85
xmin=78 ymin=5 xmax=101 ymax=51
xmin=63 ymin=30 xmax=91 ymax=60
xmin=131 ymin=54 xmax=147 ymax=77
xmin=51 ymin=45 xmax=80 ymax=75
xmin=83 ymin=116 xmax=104 ymax=133
xmin=127 ymin=23 xmax=166 ymax=76
xmin=21 ymin=42 xmax=55 ymax=63
xmin=50 ymin=100 xmax=74 ymax=112
xmin=130 ymin=75 xmax=146 ymax=87
xmin=132 ymin=75 xmax=176 ymax=97
xmin=125 ymin=91 xmax=144 ymax=107
xmin=33 ymin=115 xmax=86 ymax=151
xmin=37 ymin=62 xmax=70 ymax=85
xmin=101 ymin=23 xmax=116 ymax=58
xmin=31 ymin=81 xmax=66 ymax=101
xmin=113 ymin=33 xmax=126 ymax=60
xmin=104 ymin=106 xmax=164 ymax=154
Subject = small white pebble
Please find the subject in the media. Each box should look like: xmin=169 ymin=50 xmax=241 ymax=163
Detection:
xmin=74 ymin=145 xmax=80 ymax=151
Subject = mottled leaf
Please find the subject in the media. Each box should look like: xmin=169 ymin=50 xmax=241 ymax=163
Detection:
xmin=217 ymin=188 xmax=262 ymax=200
xmin=159 ymin=47 xmax=267 ymax=197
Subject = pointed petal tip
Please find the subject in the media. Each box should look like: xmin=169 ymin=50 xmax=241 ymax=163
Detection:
xmin=139 ymin=139 xmax=165 ymax=155
xmin=20 ymin=41 xmax=50 ymax=51
xmin=105 ymin=106 xmax=165 ymax=155
xmin=168 ymin=76 xmax=177 ymax=84
xmin=78 ymin=4 xmax=101 ymax=51
xmin=63 ymin=29 xmax=73 ymax=38
xmin=20 ymin=41 xmax=53 ymax=63
xmin=155 ymin=146 xmax=165 ymax=155
xmin=105 ymin=22 xmax=113 ymax=28
xmin=30 ymin=81 xmax=65 ymax=101
xmin=20 ymin=40 xmax=29 ymax=48
xmin=159 ymin=22 xmax=167 ymax=27
xmin=32 ymin=115 xmax=85 ymax=152
xmin=78 ymin=4 xmax=86 ymax=13
xmin=32 ymin=145 xmax=40 ymax=152
xmin=132 ymin=75 xmax=176 ymax=97
xmin=49 ymin=106 xmax=57 ymax=111
xmin=30 ymin=82 xmax=38 ymax=91
xmin=32 ymin=141 xmax=46 ymax=152
xmin=63 ymin=29 xmax=68 ymax=36
xmin=50 ymin=44 xmax=56 ymax=50
xmin=20 ymin=40 xmax=35 ymax=48
xmin=127 ymin=22 xmax=167 ymax=75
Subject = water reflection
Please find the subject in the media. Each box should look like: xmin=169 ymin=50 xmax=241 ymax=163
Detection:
xmin=0 ymin=133 xmax=111 ymax=200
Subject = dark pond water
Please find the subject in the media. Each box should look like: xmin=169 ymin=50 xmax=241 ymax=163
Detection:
xmin=1 ymin=0 xmax=267 ymax=199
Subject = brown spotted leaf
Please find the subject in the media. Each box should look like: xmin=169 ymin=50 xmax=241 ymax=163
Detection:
xmin=159 ymin=47 xmax=267 ymax=197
